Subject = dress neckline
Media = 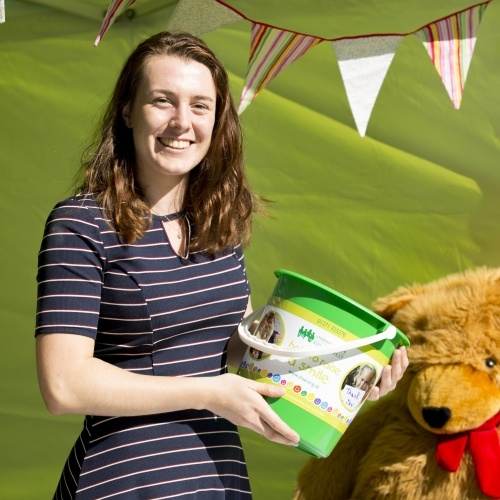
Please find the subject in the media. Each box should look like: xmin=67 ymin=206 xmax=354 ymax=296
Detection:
xmin=151 ymin=209 xmax=185 ymax=221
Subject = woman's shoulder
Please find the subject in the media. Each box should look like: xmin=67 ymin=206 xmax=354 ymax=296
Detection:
xmin=44 ymin=193 xmax=109 ymax=236
xmin=47 ymin=193 xmax=103 ymax=222
xmin=50 ymin=193 xmax=99 ymax=213
xmin=232 ymin=242 xmax=244 ymax=259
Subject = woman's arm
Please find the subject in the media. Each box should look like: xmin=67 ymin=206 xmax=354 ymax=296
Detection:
xmin=36 ymin=330 xmax=300 ymax=446
xmin=226 ymin=299 xmax=253 ymax=369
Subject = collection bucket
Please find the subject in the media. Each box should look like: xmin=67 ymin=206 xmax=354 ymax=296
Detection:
xmin=237 ymin=269 xmax=410 ymax=458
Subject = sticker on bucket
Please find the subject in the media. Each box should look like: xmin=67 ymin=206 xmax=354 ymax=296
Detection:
xmin=247 ymin=309 xmax=285 ymax=360
xmin=237 ymin=270 xmax=409 ymax=458
xmin=340 ymin=363 xmax=378 ymax=411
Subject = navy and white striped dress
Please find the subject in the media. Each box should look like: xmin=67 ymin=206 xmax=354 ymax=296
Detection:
xmin=36 ymin=194 xmax=252 ymax=499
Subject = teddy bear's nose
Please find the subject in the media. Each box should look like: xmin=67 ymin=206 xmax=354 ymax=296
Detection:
xmin=422 ymin=407 xmax=451 ymax=428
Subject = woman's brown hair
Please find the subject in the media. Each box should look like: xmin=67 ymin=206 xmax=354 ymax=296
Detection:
xmin=78 ymin=31 xmax=262 ymax=253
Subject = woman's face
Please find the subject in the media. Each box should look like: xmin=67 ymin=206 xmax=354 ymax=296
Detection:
xmin=122 ymin=54 xmax=217 ymax=190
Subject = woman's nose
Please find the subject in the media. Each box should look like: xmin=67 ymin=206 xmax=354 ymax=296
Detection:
xmin=169 ymin=106 xmax=190 ymax=130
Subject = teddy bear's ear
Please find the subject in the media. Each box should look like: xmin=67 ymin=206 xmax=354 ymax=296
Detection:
xmin=372 ymin=283 xmax=426 ymax=321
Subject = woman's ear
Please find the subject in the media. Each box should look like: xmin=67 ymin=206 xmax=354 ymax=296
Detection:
xmin=122 ymin=103 xmax=132 ymax=128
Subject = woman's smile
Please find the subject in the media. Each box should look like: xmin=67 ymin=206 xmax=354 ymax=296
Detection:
xmin=158 ymin=137 xmax=191 ymax=149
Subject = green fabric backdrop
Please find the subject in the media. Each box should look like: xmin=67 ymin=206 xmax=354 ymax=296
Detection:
xmin=1 ymin=0 xmax=500 ymax=498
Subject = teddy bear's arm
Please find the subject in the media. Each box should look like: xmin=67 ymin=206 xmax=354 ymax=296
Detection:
xmin=293 ymin=399 xmax=394 ymax=500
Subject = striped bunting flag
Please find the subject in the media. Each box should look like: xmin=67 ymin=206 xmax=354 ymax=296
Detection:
xmin=95 ymin=0 xmax=137 ymax=46
xmin=167 ymin=0 xmax=243 ymax=37
xmin=415 ymin=3 xmax=488 ymax=109
xmin=238 ymin=24 xmax=322 ymax=114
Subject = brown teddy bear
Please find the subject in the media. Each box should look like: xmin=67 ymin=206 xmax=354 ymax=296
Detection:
xmin=293 ymin=267 xmax=500 ymax=500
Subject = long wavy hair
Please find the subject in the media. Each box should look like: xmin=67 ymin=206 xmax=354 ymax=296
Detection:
xmin=77 ymin=31 xmax=263 ymax=253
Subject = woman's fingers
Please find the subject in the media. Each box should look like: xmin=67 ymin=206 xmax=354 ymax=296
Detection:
xmin=249 ymin=381 xmax=300 ymax=445
xmin=208 ymin=374 xmax=299 ymax=445
xmin=388 ymin=346 xmax=409 ymax=381
xmin=367 ymin=346 xmax=409 ymax=401
xmin=258 ymin=417 xmax=300 ymax=446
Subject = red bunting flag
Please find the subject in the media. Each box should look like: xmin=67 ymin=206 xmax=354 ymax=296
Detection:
xmin=239 ymin=24 xmax=322 ymax=114
xmin=415 ymin=3 xmax=488 ymax=109
xmin=95 ymin=0 xmax=137 ymax=46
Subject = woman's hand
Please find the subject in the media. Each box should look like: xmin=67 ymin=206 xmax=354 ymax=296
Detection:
xmin=203 ymin=373 xmax=300 ymax=446
xmin=367 ymin=346 xmax=409 ymax=401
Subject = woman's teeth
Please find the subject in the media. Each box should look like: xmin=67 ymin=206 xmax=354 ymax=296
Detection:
xmin=159 ymin=138 xmax=190 ymax=149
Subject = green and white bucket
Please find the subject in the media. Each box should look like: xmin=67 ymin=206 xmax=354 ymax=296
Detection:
xmin=237 ymin=269 xmax=410 ymax=458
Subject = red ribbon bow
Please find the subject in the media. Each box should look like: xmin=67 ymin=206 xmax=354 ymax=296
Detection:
xmin=436 ymin=411 xmax=500 ymax=498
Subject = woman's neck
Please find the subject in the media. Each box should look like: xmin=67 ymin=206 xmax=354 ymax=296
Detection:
xmin=141 ymin=175 xmax=188 ymax=215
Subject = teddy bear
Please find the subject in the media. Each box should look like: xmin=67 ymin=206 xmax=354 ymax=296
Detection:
xmin=293 ymin=266 xmax=500 ymax=500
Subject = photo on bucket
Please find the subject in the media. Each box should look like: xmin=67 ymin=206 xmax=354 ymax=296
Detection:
xmin=249 ymin=310 xmax=285 ymax=360
xmin=340 ymin=364 xmax=378 ymax=410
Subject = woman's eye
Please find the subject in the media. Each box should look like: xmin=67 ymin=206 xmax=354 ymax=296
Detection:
xmin=193 ymin=103 xmax=208 ymax=111
xmin=485 ymin=358 xmax=496 ymax=368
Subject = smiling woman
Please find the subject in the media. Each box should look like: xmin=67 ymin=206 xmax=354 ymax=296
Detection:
xmin=34 ymin=30 xmax=408 ymax=500
xmin=34 ymin=31 xmax=299 ymax=500
xmin=79 ymin=31 xmax=261 ymax=254
xmin=121 ymin=54 xmax=218 ymax=257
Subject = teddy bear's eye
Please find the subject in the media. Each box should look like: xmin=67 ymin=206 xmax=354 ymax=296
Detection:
xmin=413 ymin=316 xmax=429 ymax=331
xmin=485 ymin=358 xmax=496 ymax=368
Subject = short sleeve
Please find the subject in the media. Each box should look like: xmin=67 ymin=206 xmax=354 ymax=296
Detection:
xmin=233 ymin=243 xmax=251 ymax=296
xmin=35 ymin=198 xmax=106 ymax=339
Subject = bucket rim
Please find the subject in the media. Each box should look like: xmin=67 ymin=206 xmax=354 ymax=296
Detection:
xmin=274 ymin=269 xmax=410 ymax=346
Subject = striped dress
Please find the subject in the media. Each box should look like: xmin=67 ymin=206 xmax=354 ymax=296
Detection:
xmin=36 ymin=195 xmax=252 ymax=499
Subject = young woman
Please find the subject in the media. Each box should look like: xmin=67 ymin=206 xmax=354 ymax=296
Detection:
xmin=36 ymin=31 xmax=408 ymax=499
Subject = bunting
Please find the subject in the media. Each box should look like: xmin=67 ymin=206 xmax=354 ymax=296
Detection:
xmin=167 ymin=0 xmax=243 ymax=37
xmin=95 ymin=0 xmax=137 ymax=46
xmin=0 ymin=0 xmax=4 ymax=24
xmin=89 ymin=0 xmax=491 ymax=136
xmin=333 ymin=36 xmax=403 ymax=136
xmin=415 ymin=3 xmax=488 ymax=109
xmin=238 ymin=24 xmax=322 ymax=114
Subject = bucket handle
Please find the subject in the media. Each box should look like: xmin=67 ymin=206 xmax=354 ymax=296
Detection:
xmin=238 ymin=306 xmax=398 ymax=358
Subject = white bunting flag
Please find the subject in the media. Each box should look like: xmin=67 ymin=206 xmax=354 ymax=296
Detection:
xmin=333 ymin=36 xmax=403 ymax=136
xmin=167 ymin=0 xmax=243 ymax=37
